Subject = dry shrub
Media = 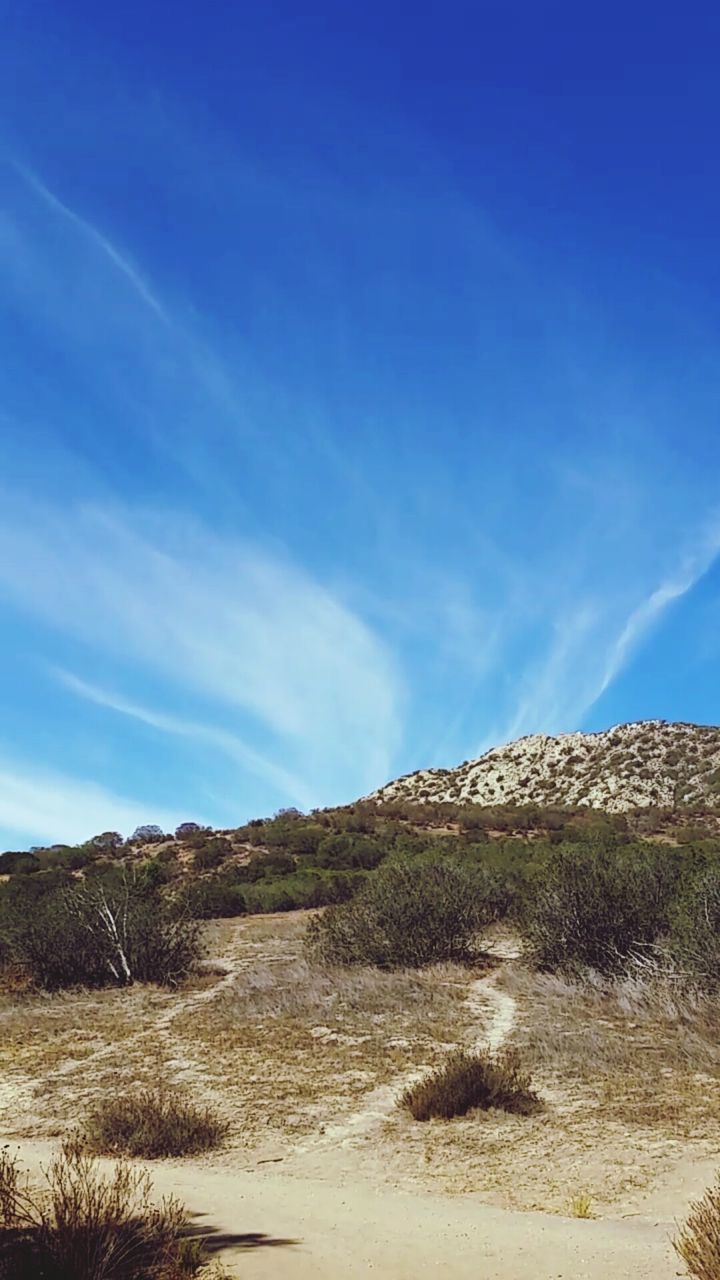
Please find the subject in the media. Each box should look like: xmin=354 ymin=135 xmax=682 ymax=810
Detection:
xmin=82 ymin=1087 xmax=227 ymax=1159
xmin=674 ymin=1175 xmax=720 ymax=1279
xmin=399 ymin=1048 xmax=540 ymax=1121
xmin=0 ymin=1141 xmax=217 ymax=1279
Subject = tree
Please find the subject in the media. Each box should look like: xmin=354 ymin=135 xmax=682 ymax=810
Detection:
xmin=130 ymin=824 xmax=165 ymax=845
xmin=175 ymin=822 xmax=206 ymax=841
xmin=89 ymin=831 xmax=125 ymax=853
xmin=2 ymin=871 xmax=199 ymax=990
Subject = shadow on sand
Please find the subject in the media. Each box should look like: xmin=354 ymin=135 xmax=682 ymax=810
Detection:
xmin=182 ymin=1216 xmax=300 ymax=1253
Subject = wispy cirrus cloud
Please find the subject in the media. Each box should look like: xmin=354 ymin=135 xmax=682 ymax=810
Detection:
xmin=2 ymin=141 xmax=719 ymax=850
xmin=481 ymin=516 xmax=720 ymax=750
xmin=596 ymin=519 xmax=720 ymax=700
xmin=0 ymin=761 xmax=185 ymax=845
xmin=16 ymin=164 xmax=171 ymax=323
xmin=54 ymin=670 xmax=316 ymax=809
xmin=0 ymin=493 xmax=402 ymax=808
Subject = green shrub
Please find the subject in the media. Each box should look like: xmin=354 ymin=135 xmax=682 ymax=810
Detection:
xmin=191 ymin=838 xmax=231 ymax=871
xmin=245 ymin=851 xmax=296 ymax=881
xmin=186 ymin=878 xmax=247 ymax=919
xmin=0 ymin=1141 xmax=217 ymax=1279
xmin=2 ymin=876 xmax=200 ymax=990
xmin=669 ymin=865 xmax=720 ymax=986
xmin=400 ymin=1048 xmax=540 ymax=1120
xmin=523 ymin=841 xmax=676 ymax=974
xmin=312 ymin=833 xmax=386 ymax=870
xmin=0 ymin=851 xmax=39 ymax=875
xmin=243 ymin=869 xmax=357 ymax=914
xmin=82 ymin=1086 xmax=227 ymax=1159
xmin=306 ymin=860 xmax=495 ymax=968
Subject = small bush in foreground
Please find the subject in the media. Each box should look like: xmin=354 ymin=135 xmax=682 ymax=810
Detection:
xmin=399 ymin=1048 xmax=540 ymax=1121
xmin=82 ymin=1087 xmax=227 ymax=1159
xmin=674 ymin=1174 xmax=720 ymax=1280
xmin=307 ymin=860 xmax=495 ymax=968
xmin=0 ymin=1141 xmax=214 ymax=1279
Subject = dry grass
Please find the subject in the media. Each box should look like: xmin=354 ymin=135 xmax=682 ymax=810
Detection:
xmin=7 ymin=912 xmax=720 ymax=1223
xmin=501 ymin=963 xmax=720 ymax=1129
xmin=675 ymin=1174 xmax=720 ymax=1280
xmin=0 ymin=1141 xmax=226 ymax=1279
xmin=182 ymin=928 xmax=476 ymax=1144
xmin=0 ymin=914 xmax=476 ymax=1152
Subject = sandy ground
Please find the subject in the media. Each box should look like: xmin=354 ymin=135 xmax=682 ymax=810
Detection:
xmin=11 ymin=1134 xmax=702 ymax=1279
xmin=3 ymin=915 xmax=719 ymax=1278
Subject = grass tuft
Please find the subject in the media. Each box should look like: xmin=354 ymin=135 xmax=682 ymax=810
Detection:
xmin=0 ymin=1140 xmax=226 ymax=1279
xmin=674 ymin=1174 xmax=720 ymax=1280
xmin=567 ymin=1191 xmax=594 ymax=1219
xmin=399 ymin=1048 xmax=540 ymax=1121
xmin=81 ymin=1086 xmax=227 ymax=1159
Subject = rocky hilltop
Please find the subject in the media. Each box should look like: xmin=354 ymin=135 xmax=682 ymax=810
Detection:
xmin=369 ymin=721 xmax=720 ymax=812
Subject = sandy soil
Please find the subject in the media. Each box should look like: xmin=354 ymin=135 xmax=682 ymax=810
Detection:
xmin=12 ymin=1136 xmax=693 ymax=1279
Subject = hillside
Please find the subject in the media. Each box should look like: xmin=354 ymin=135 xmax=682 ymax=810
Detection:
xmin=369 ymin=720 xmax=720 ymax=812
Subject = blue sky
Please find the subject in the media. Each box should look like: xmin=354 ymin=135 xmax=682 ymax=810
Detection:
xmin=1 ymin=2 xmax=720 ymax=845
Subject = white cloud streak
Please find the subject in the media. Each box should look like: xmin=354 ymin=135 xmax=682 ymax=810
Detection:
xmin=0 ymin=762 xmax=184 ymax=845
xmin=55 ymin=670 xmax=316 ymax=809
xmin=486 ymin=518 xmax=720 ymax=750
xmin=596 ymin=521 xmax=720 ymax=699
xmin=16 ymin=165 xmax=171 ymax=323
xmin=0 ymin=495 xmax=401 ymax=806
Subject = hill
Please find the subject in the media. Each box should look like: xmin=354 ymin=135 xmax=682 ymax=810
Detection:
xmin=368 ymin=720 xmax=720 ymax=812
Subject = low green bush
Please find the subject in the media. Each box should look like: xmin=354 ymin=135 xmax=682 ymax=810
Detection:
xmin=306 ymin=860 xmax=495 ymax=968
xmin=400 ymin=1048 xmax=540 ymax=1120
xmin=187 ymin=878 xmax=247 ymax=919
xmin=243 ymin=869 xmax=358 ymax=914
xmin=523 ymin=840 xmax=676 ymax=974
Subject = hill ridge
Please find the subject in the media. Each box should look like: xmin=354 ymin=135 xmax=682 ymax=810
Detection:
xmin=368 ymin=719 xmax=720 ymax=813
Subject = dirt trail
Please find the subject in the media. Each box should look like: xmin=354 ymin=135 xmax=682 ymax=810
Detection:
xmin=14 ymin=1138 xmax=681 ymax=1279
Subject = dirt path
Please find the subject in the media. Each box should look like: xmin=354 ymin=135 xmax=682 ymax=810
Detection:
xmin=14 ymin=1138 xmax=682 ymax=1279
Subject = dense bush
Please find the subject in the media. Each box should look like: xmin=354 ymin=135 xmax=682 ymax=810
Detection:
xmin=523 ymin=841 xmax=676 ymax=974
xmin=191 ymin=837 xmax=231 ymax=871
xmin=669 ymin=865 xmax=720 ymax=985
xmin=312 ymin=832 xmax=386 ymax=870
xmin=82 ymin=1086 xmax=227 ymax=1159
xmin=243 ymin=869 xmax=358 ymax=914
xmin=186 ymin=877 xmax=247 ymax=919
xmin=400 ymin=1048 xmax=540 ymax=1120
xmin=0 ymin=851 xmax=38 ymax=875
xmin=306 ymin=860 xmax=496 ymax=968
xmin=0 ymin=1142 xmax=220 ymax=1280
xmin=1 ymin=876 xmax=200 ymax=990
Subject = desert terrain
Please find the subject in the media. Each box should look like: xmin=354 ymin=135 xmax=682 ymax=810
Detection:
xmin=4 ymin=909 xmax=719 ymax=1278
